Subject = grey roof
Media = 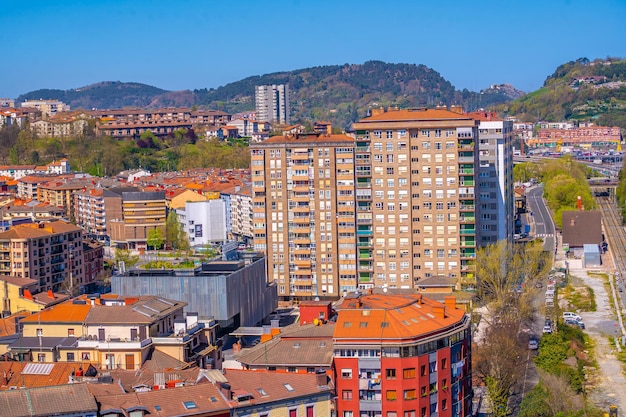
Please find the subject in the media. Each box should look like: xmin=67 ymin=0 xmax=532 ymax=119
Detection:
xmin=8 ymin=336 xmax=77 ymax=351
xmin=0 ymin=383 xmax=97 ymax=417
xmin=562 ymin=211 xmax=602 ymax=247
xmin=85 ymin=296 xmax=186 ymax=325
xmin=236 ymin=323 xmax=334 ymax=367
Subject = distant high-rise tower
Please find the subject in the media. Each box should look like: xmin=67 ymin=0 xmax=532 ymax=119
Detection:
xmin=255 ymin=84 xmax=290 ymax=124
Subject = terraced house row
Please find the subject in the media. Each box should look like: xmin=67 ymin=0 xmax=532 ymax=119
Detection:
xmin=251 ymin=106 xmax=513 ymax=300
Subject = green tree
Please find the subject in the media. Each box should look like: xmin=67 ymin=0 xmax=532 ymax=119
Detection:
xmin=147 ymin=227 xmax=164 ymax=251
xmin=165 ymin=211 xmax=189 ymax=251
xmin=114 ymin=249 xmax=139 ymax=269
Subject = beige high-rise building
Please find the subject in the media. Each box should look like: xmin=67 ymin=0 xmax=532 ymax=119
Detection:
xmin=352 ymin=106 xmax=479 ymax=289
xmin=252 ymin=107 xmax=480 ymax=301
xmin=250 ymin=133 xmax=357 ymax=301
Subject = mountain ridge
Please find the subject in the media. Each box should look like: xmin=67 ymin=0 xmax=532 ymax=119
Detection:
xmin=16 ymin=61 xmax=524 ymax=128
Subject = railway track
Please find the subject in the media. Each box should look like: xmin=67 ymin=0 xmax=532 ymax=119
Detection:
xmin=596 ymin=196 xmax=626 ymax=300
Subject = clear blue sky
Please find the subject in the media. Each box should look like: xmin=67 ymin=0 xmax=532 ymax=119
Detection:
xmin=1 ymin=0 xmax=625 ymax=99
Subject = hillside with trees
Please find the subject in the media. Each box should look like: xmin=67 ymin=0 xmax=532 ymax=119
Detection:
xmin=16 ymin=61 xmax=523 ymax=129
xmin=503 ymin=57 xmax=626 ymax=128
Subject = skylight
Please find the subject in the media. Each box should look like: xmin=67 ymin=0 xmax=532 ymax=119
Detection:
xmin=284 ymin=383 xmax=294 ymax=392
xmin=183 ymin=401 xmax=197 ymax=409
xmin=256 ymin=388 xmax=268 ymax=396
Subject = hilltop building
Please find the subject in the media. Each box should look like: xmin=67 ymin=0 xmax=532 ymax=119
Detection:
xmin=255 ymin=84 xmax=290 ymax=124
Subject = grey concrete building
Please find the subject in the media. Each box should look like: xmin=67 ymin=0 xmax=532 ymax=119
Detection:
xmin=112 ymin=253 xmax=277 ymax=331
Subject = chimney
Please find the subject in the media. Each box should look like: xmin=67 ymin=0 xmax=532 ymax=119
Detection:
xmin=371 ymin=107 xmax=385 ymax=116
xmin=315 ymin=369 xmax=328 ymax=387
xmin=220 ymin=382 xmax=232 ymax=400
xmin=443 ymin=296 xmax=456 ymax=311
xmin=432 ymin=305 xmax=446 ymax=319
xmin=450 ymin=105 xmax=464 ymax=114
xmin=355 ymin=299 xmax=361 ymax=308
xmin=23 ymin=289 xmax=33 ymax=300
xmin=47 ymin=289 xmax=54 ymax=299
xmin=577 ymin=196 xmax=582 ymax=210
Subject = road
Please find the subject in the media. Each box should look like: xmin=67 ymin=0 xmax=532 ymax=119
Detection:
xmin=525 ymin=185 xmax=556 ymax=252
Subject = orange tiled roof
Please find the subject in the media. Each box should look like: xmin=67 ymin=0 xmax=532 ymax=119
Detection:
xmin=20 ymin=303 xmax=91 ymax=324
xmin=262 ymin=134 xmax=354 ymax=144
xmin=333 ymin=293 xmax=466 ymax=341
xmin=359 ymin=108 xmax=473 ymax=122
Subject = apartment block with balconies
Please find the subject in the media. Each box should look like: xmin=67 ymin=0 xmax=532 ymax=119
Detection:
xmin=250 ymin=133 xmax=357 ymax=301
xmin=352 ymin=107 xmax=479 ymax=289
xmin=0 ymin=220 xmax=85 ymax=293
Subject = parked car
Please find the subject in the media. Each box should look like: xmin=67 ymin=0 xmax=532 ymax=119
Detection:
xmin=564 ymin=318 xmax=585 ymax=329
xmin=542 ymin=324 xmax=552 ymax=334
xmin=528 ymin=339 xmax=539 ymax=350
xmin=562 ymin=312 xmax=582 ymax=321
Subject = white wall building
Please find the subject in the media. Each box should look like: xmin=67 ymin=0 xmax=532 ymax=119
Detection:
xmin=176 ymin=200 xmax=227 ymax=248
xmin=255 ymin=84 xmax=290 ymax=124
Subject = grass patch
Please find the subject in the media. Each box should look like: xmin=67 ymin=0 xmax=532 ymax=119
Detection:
xmin=562 ymin=284 xmax=597 ymax=312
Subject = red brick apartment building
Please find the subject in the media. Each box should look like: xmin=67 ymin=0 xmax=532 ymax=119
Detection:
xmin=334 ymin=292 xmax=472 ymax=417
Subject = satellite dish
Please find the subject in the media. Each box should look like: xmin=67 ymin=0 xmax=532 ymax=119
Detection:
xmin=383 ymin=287 xmax=388 ymax=293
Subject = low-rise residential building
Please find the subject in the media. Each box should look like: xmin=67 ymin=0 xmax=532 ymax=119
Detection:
xmin=0 ymin=221 xmax=86 ymax=293
xmin=20 ymin=99 xmax=70 ymax=116
xmin=6 ymin=294 xmax=219 ymax=370
xmin=30 ymin=113 xmax=89 ymax=137
xmin=219 ymin=369 xmax=333 ymax=417
xmin=37 ymin=179 xmax=88 ymax=219
xmin=0 ymin=383 xmax=98 ymax=416
xmin=0 ymin=275 xmax=68 ymax=315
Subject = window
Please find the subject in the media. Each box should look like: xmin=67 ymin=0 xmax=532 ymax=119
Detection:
xmin=81 ymin=352 xmax=90 ymax=361
xmin=182 ymin=401 xmax=197 ymax=410
xmin=404 ymin=389 xmax=417 ymax=400
xmin=66 ymin=352 xmax=75 ymax=361
xmin=342 ymin=369 xmax=353 ymax=379
xmin=289 ymin=409 xmax=297 ymax=417
xmin=36 ymin=328 xmax=43 ymax=337
xmin=342 ymin=390 xmax=353 ymax=400
xmin=404 ymin=411 xmax=416 ymax=417
xmin=442 ymin=399 xmax=448 ymax=410
xmin=420 ymin=365 xmax=426 ymax=376
xmin=68 ymin=328 xmax=75 ymax=336
xmin=386 ymin=368 xmax=396 ymax=379
xmin=403 ymin=368 xmax=415 ymax=379
xmin=441 ymin=358 xmax=447 ymax=370
xmin=386 ymin=390 xmax=397 ymax=401
xmin=343 ymin=412 xmax=354 ymax=417
xmin=38 ymin=353 xmax=45 ymax=362
xmin=306 ymin=406 xmax=314 ymax=417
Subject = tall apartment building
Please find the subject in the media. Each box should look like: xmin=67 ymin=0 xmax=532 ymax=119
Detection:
xmin=250 ymin=134 xmax=358 ymax=300
xmin=333 ymin=292 xmax=473 ymax=417
xmin=255 ymin=84 xmax=290 ymax=124
xmin=0 ymin=221 xmax=85 ymax=293
xmin=352 ymin=107 xmax=479 ymax=289
xmin=468 ymin=112 xmax=514 ymax=244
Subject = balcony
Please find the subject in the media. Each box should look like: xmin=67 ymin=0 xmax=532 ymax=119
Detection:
xmin=357 ymin=228 xmax=372 ymax=236
xmin=77 ymin=337 xmax=152 ymax=350
xmin=459 ymin=205 xmax=474 ymax=211
xmin=460 ymin=229 xmax=476 ymax=235
xmin=459 ymin=217 xmax=475 ymax=223
xmin=458 ymin=156 xmax=474 ymax=163
xmin=459 ymin=193 xmax=475 ymax=199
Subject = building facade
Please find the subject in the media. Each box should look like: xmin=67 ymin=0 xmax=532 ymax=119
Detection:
xmin=250 ymin=133 xmax=358 ymax=300
xmin=0 ymin=221 xmax=85 ymax=293
xmin=469 ymin=112 xmax=514 ymax=245
xmin=255 ymin=84 xmax=290 ymax=124
xmin=333 ymin=292 xmax=472 ymax=417
xmin=176 ymin=200 xmax=227 ymax=248
xmin=352 ymin=107 xmax=479 ymax=289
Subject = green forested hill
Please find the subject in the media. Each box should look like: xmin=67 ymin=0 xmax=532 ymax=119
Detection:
xmin=503 ymin=57 xmax=626 ymax=128
xmin=16 ymin=61 xmax=522 ymax=129
xmin=193 ymin=61 xmax=523 ymax=128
